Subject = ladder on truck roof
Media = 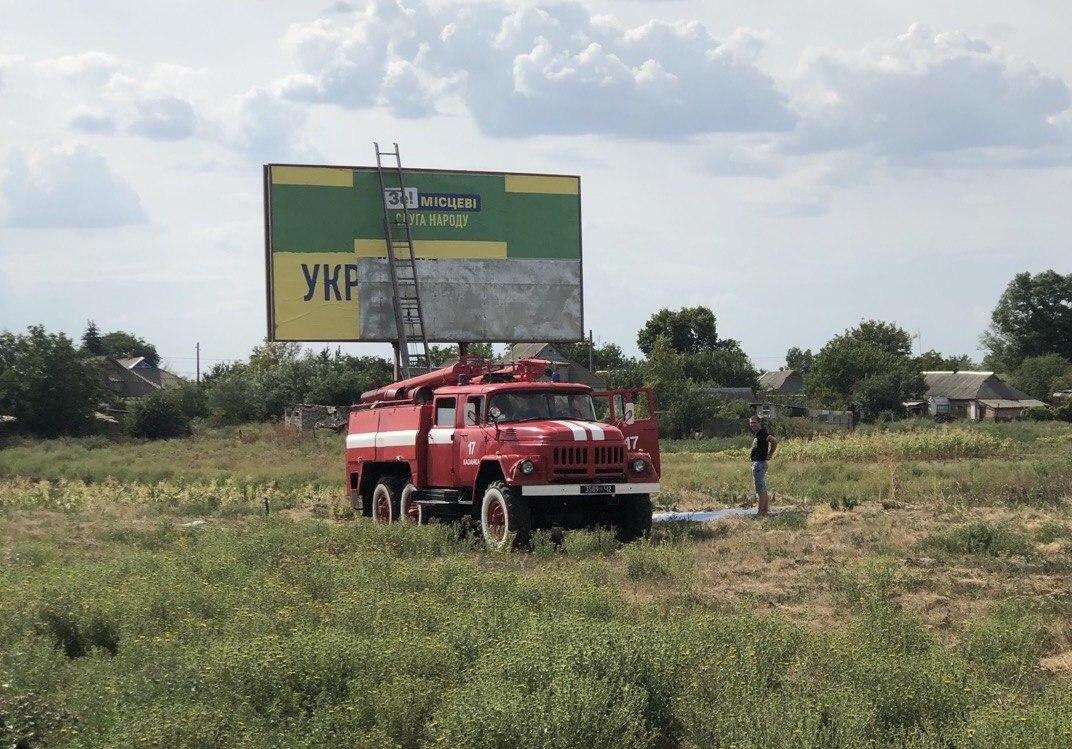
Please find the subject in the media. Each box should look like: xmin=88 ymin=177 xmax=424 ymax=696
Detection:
xmin=374 ymin=142 xmax=431 ymax=378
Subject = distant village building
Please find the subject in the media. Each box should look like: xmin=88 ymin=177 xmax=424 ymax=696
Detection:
xmin=703 ymin=386 xmax=755 ymax=403
xmin=100 ymin=356 xmax=183 ymax=400
xmin=284 ymin=404 xmax=346 ymax=431
xmin=502 ymin=343 xmax=605 ymax=387
xmin=922 ymin=371 xmax=1045 ymax=421
xmin=757 ymin=369 xmax=805 ymax=396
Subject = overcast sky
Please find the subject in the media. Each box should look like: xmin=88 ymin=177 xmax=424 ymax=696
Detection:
xmin=2 ymin=0 xmax=1070 ymax=377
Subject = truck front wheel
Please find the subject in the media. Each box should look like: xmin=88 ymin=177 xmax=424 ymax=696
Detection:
xmin=615 ymin=494 xmax=652 ymax=542
xmin=371 ymin=477 xmax=404 ymax=523
xmin=480 ymin=481 xmax=531 ymax=550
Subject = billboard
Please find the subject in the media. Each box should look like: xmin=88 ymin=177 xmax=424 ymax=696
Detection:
xmin=264 ymin=164 xmax=582 ymax=342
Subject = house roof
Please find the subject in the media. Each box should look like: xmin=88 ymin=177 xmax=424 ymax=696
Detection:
xmin=116 ymin=356 xmax=147 ymax=369
xmin=503 ymin=342 xmax=553 ymax=362
xmin=978 ymin=398 xmax=1046 ymax=410
xmin=923 ymin=371 xmax=1034 ymax=402
xmin=703 ymin=386 xmax=755 ymax=402
xmin=758 ymin=369 xmax=799 ymax=391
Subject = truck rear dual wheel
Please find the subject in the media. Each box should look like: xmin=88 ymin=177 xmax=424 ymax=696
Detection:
xmin=373 ymin=478 xmax=423 ymax=524
xmin=481 ymin=481 xmax=531 ymax=550
xmin=615 ymin=494 xmax=653 ymax=542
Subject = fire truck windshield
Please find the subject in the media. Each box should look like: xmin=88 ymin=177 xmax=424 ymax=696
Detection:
xmin=487 ymin=391 xmax=596 ymax=423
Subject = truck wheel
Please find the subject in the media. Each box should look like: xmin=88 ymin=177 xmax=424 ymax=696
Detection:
xmin=400 ymin=483 xmax=423 ymax=524
xmin=616 ymin=494 xmax=652 ymax=542
xmin=480 ymin=481 xmax=531 ymax=550
xmin=371 ymin=477 xmax=404 ymax=523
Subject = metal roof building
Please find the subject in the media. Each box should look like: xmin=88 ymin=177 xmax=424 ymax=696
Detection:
xmin=922 ymin=371 xmax=1045 ymax=420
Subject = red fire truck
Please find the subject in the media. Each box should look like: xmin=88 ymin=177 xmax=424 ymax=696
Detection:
xmin=345 ymin=357 xmax=660 ymax=548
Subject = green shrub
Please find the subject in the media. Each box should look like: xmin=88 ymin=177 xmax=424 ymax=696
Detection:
xmin=961 ymin=602 xmax=1048 ymax=690
xmin=1023 ymin=405 xmax=1056 ymax=421
xmin=923 ymin=522 xmax=1034 ymax=557
xmin=1036 ymin=521 xmax=1072 ymax=543
xmin=621 ymin=540 xmax=691 ymax=581
xmin=125 ymin=389 xmax=191 ymax=439
xmin=562 ymin=528 xmax=619 ymax=557
xmin=765 ymin=509 xmax=807 ymax=529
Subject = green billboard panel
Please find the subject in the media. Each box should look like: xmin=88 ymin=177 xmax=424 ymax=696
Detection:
xmin=264 ymin=164 xmax=582 ymax=342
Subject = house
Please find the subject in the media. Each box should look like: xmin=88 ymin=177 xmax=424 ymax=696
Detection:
xmin=100 ymin=356 xmax=183 ymax=400
xmin=922 ymin=371 xmax=1045 ymax=421
xmin=704 ymin=386 xmax=755 ymax=403
xmin=758 ymin=369 xmax=804 ymax=396
xmin=502 ymin=343 xmax=605 ymax=387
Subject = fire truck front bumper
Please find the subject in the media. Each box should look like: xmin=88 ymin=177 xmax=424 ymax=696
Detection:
xmin=520 ymin=482 xmax=660 ymax=497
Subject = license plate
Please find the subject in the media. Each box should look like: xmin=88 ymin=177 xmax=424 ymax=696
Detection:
xmin=580 ymin=484 xmax=614 ymax=495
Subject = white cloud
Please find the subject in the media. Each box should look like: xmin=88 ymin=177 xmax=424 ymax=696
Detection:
xmin=103 ymin=66 xmax=204 ymax=141
xmin=275 ymin=1 xmax=794 ymax=138
xmin=37 ymin=51 xmax=121 ymax=84
xmin=789 ymin=23 xmax=1072 ymax=158
xmin=217 ymin=86 xmax=318 ymax=162
xmin=65 ymin=106 xmax=116 ymax=134
xmin=128 ymin=95 xmax=197 ymax=139
xmin=0 ymin=53 xmax=24 ymax=93
xmin=0 ymin=144 xmax=147 ymax=228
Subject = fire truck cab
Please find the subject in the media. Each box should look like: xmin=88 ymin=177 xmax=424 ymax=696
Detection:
xmin=346 ymin=357 xmax=660 ymax=548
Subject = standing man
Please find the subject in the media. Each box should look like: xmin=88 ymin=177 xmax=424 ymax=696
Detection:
xmin=748 ymin=415 xmax=778 ymax=516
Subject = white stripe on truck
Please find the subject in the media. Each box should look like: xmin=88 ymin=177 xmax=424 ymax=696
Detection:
xmin=576 ymin=420 xmax=605 ymax=440
xmin=552 ymin=420 xmax=588 ymax=441
xmin=346 ymin=430 xmax=418 ymax=449
xmin=427 ymin=427 xmax=455 ymax=445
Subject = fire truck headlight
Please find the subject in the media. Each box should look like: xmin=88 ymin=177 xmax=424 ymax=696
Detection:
xmin=520 ymin=459 xmax=536 ymax=475
xmin=631 ymin=459 xmax=647 ymax=474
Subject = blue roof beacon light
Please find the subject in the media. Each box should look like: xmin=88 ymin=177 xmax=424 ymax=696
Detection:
xmin=551 ymin=371 xmax=561 ymax=382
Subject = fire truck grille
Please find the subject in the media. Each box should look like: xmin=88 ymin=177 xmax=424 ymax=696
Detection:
xmin=553 ymin=446 xmax=588 ymax=467
xmin=551 ymin=445 xmax=625 ymax=476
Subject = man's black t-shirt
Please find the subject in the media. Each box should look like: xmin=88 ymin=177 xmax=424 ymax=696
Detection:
xmin=750 ymin=428 xmax=769 ymax=462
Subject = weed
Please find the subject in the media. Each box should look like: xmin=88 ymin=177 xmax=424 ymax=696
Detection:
xmin=1035 ymin=521 xmax=1072 ymax=544
xmin=622 ymin=540 xmax=692 ymax=582
xmin=765 ymin=509 xmax=807 ymax=530
xmin=961 ymin=601 xmax=1048 ymax=690
xmin=561 ymin=527 xmax=619 ymax=557
xmin=923 ymin=522 xmax=1035 ymax=558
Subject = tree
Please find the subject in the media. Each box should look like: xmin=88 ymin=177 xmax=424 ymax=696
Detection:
xmin=555 ymin=341 xmax=629 ymax=372
xmin=681 ymin=344 xmax=758 ymax=388
xmin=99 ymin=330 xmax=160 ymax=367
xmin=428 ymin=343 xmax=493 ymax=367
xmin=805 ymin=324 xmax=924 ymax=418
xmin=835 ymin=320 xmax=913 ymax=358
xmin=202 ymin=346 xmax=393 ymax=424
xmin=785 ymin=347 xmax=814 ymax=373
xmin=0 ymin=326 xmax=104 ymax=437
xmin=982 ymin=270 xmax=1072 ymax=371
xmin=914 ymin=350 xmax=975 ymax=372
xmin=1010 ymin=353 xmax=1072 ymax=401
xmin=637 ymin=307 xmax=722 ymax=357
xmin=81 ymin=320 xmax=105 ymax=356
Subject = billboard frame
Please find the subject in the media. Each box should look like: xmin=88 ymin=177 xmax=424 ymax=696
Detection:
xmin=263 ymin=162 xmax=584 ymax=344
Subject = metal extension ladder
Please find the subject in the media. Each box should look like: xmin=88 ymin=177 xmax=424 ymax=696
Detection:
xmin=374 ymin=142 xmax=431 ymax=378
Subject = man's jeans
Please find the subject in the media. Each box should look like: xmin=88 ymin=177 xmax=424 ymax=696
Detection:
xmin=751 ymin=460 xmax=768 ymax=494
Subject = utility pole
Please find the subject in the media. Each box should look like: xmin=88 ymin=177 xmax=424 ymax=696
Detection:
xmin=195 ymin=342 xmax=201 ymax=385
xmin=588 ymin=329 xmax=594 ymax=373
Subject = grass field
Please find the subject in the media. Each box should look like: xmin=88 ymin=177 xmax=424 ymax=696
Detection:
xmin=2 ymin=421 xmax=1072 ymax=748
